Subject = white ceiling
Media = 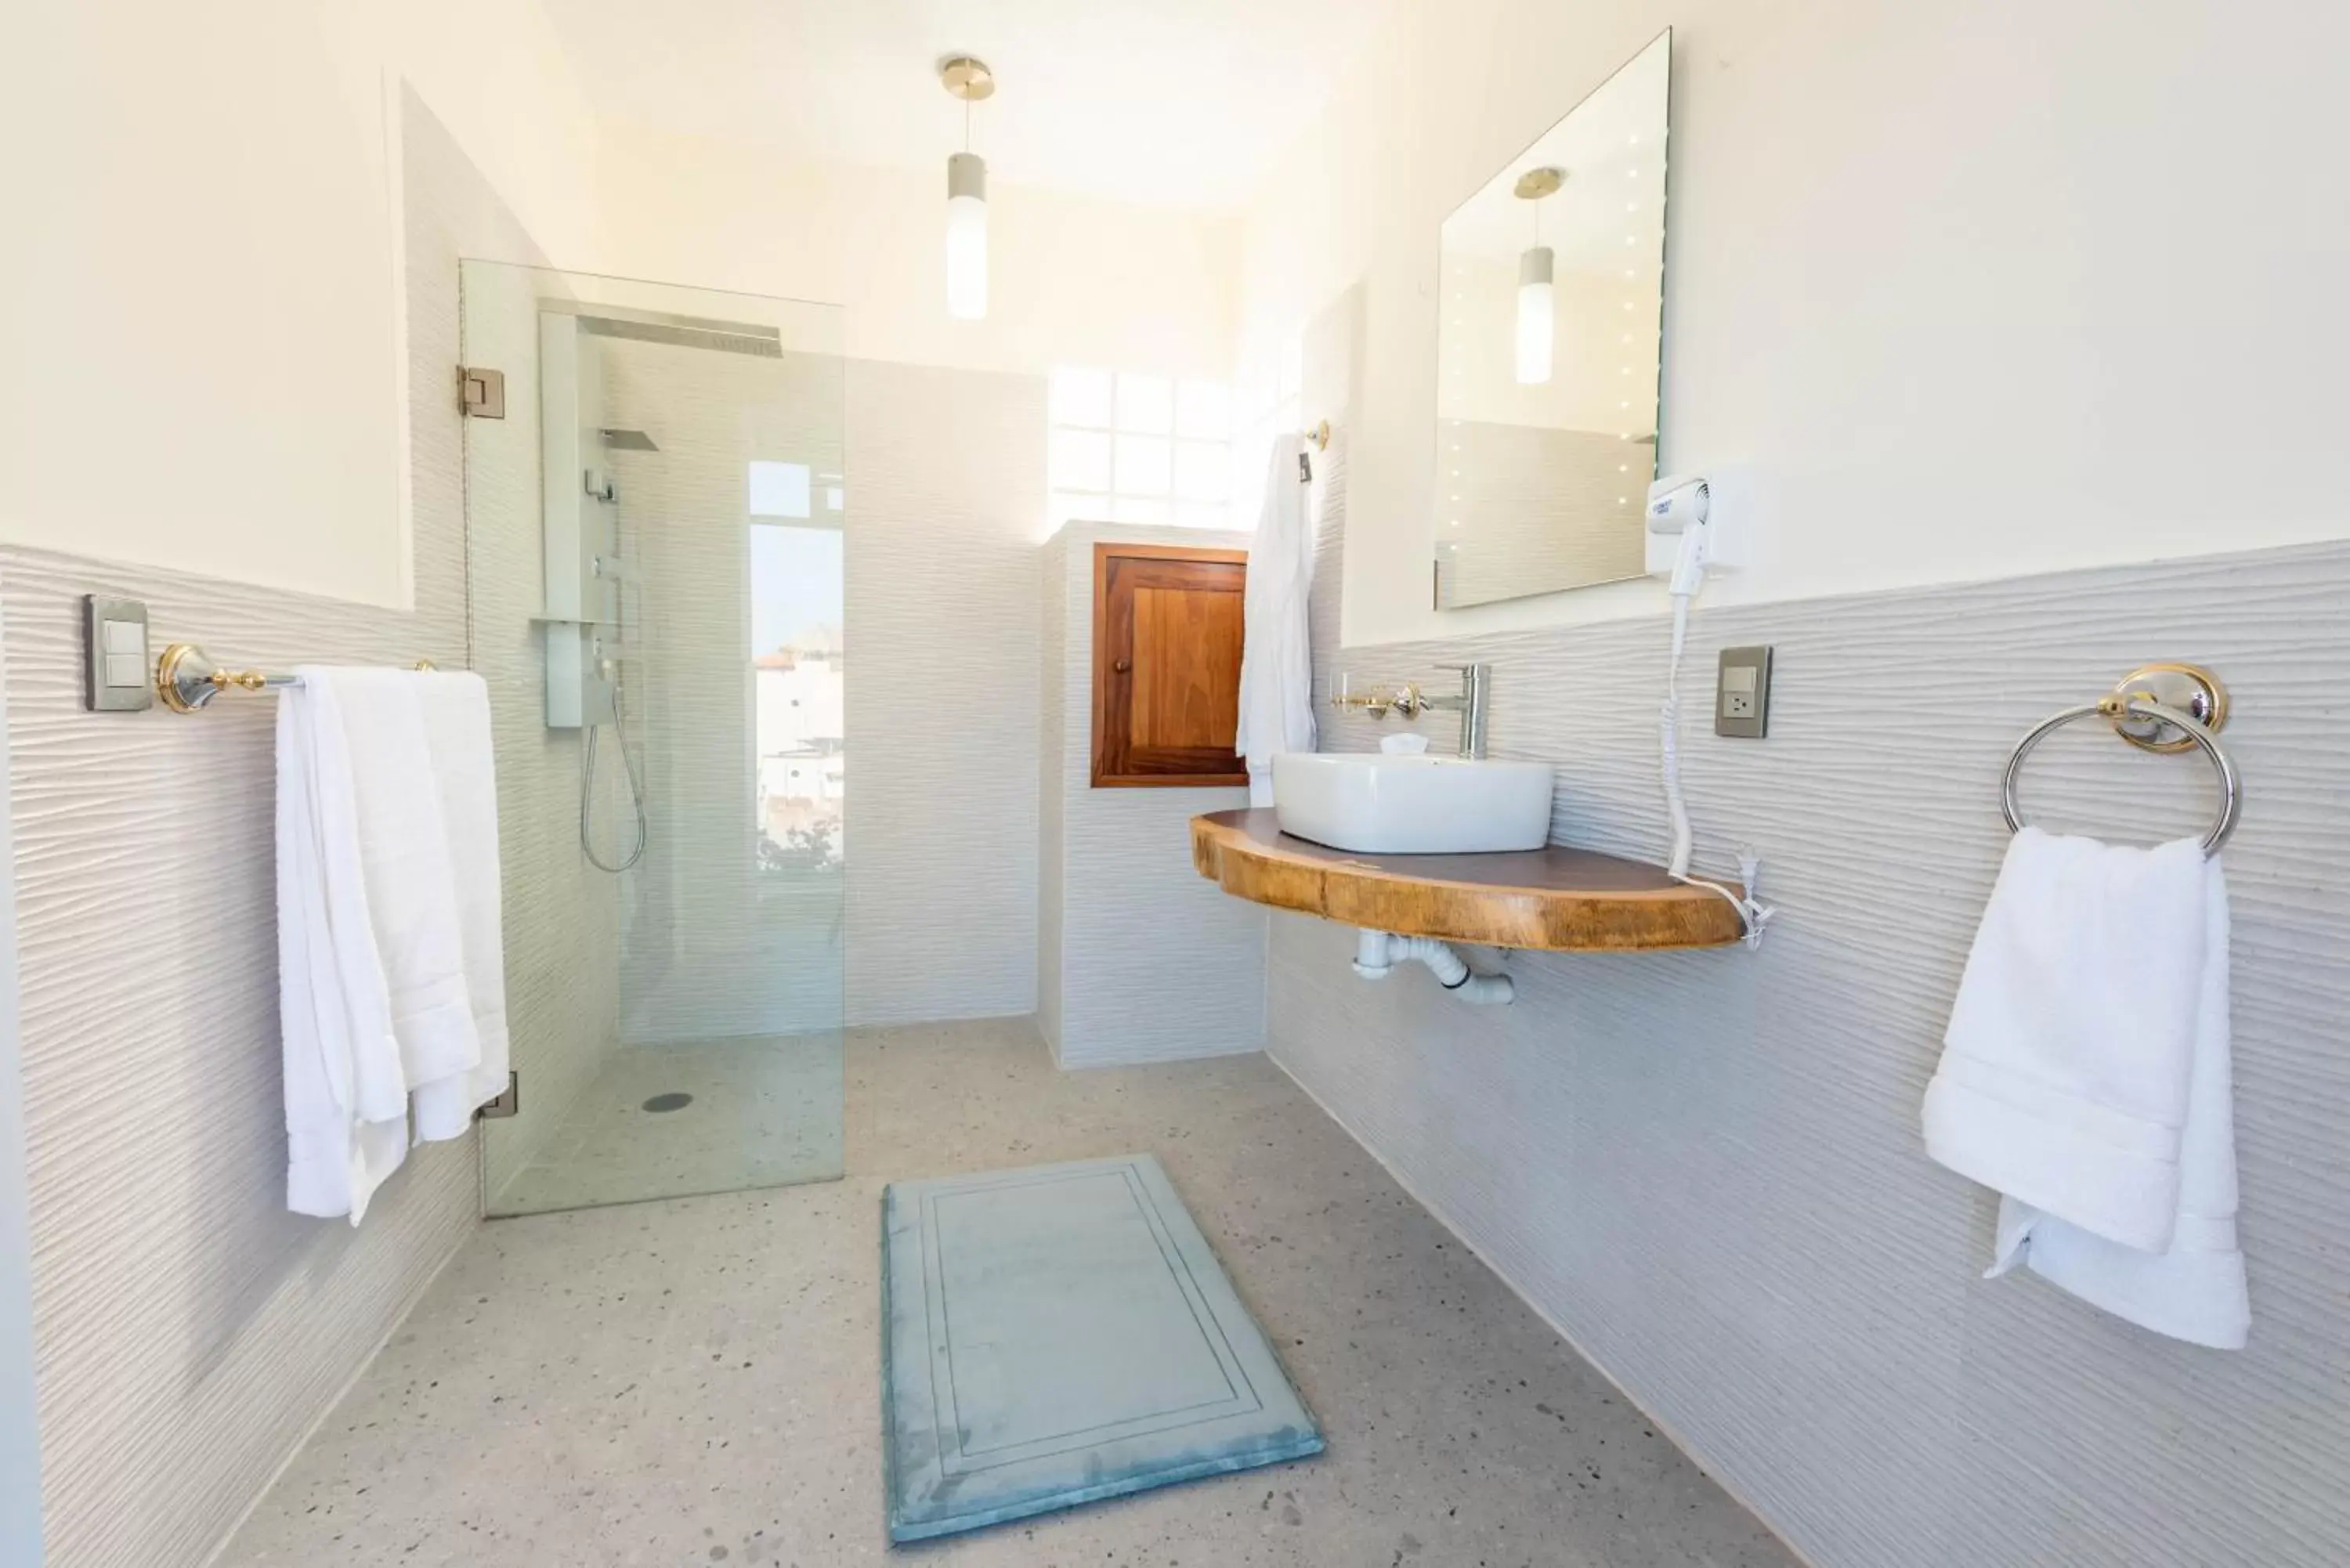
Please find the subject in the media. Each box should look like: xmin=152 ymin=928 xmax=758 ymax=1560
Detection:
xmin=542 ymin=0 xmax=1383 ymax=212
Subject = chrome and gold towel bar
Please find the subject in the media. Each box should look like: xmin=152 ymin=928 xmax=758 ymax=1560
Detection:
xmin=156 ymin=642 xmax=439 ymax=714
xmin=2000 ymin=663 xmax=2241 ymax=856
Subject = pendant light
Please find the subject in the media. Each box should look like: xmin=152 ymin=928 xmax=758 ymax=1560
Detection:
xmin=940 ymin=56 xmax=994 ymax=321
xmin=1513 ymin=167 xmax=1564 ymax=385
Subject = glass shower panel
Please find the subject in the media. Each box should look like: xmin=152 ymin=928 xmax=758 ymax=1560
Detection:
xmin=460 ymin=262 xmax=846 ymax=1216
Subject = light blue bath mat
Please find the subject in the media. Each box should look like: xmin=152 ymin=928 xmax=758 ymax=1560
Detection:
xmin=880 ymin=1153 xmax=1324 ymax=1542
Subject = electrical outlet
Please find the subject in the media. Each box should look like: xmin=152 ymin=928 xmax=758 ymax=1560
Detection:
xmin=1716 ymin=645 xmax=1772 ymax=739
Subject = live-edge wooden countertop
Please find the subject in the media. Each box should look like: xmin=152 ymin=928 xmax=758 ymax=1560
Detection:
xmin=1190 ymin=808 xmax=1744 ymax=952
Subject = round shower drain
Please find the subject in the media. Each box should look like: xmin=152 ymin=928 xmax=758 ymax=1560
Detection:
xmin=641 ymin=1092 xmax=694 ymax=1113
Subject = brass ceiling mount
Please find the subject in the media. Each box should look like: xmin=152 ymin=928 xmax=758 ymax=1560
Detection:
xmin=1513 ymin=166 xmax=1565 ymax=200
xmin=939 ymin=56 xmax=996 ymax=101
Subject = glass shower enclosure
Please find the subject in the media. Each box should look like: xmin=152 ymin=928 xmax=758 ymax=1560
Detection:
xmin=459 ymin=263 xmax=846 ymax=1216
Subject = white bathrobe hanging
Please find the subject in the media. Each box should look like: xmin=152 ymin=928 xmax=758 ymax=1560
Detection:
xmin=1235 ymin=434 xmax=1317 ymax=806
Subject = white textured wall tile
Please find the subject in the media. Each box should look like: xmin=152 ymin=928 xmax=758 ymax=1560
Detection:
xmin=1040 ymin=523 xmax=1267 ymax=1068
xmin=1036 ymin=537 xmax=1068 ymax=1057
xmin=842 ymin=362 xmax=1043 ymax=1027
xmin=2 ymin=548 xmax=479 ymax=1568
xmin=1272 ymin=399 xmax=2350 ymax=1564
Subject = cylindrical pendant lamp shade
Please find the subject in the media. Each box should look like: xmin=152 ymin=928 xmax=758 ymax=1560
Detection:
xmin=947 ymin=152 xmax=989 ymax=321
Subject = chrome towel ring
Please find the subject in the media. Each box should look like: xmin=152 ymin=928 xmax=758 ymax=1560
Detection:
xmin=2000 ymin=664 xmax=2242 ymax=856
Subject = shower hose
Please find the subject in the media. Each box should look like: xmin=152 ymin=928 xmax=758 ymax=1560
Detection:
xmin=580 ymin=676 xmax=649 ymax=873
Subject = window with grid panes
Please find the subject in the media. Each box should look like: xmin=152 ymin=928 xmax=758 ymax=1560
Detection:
xmin=1047 ymin=369 xmax=1233 ymax=531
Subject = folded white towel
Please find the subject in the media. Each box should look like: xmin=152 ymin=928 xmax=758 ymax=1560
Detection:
xmin=277 ymin=675 xmax=407 ymax=1223
xmin=278 ymin=667 xmax=508 ymax=1223
xmin=316 ymin=670 xmax=481 ymax=1094
xmin=408 ymin=672 xmax=511 ymax=1141
xmin=1922 ymin=826 xmax=2248 ymax=1347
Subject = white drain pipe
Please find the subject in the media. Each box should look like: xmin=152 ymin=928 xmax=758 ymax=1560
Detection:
xmin=1350 ymin=929 xmax=1515 ymax=1005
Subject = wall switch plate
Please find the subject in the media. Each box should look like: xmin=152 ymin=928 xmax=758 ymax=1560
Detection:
xmin=1716 ymin=645 xmax=1772 ymax=739
xmin=82 ymin=595 xmax=154 ymax=713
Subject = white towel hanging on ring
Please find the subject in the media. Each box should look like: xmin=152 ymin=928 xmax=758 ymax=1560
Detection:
xmin=1922 ymin=827 xmax=2247 ymax=1347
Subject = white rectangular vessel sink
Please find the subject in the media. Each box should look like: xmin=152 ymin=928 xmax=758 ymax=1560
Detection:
xmin=1272 ymin=753 xmax=1555 ymax=854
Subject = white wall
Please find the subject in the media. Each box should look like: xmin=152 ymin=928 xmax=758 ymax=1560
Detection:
xmin=595 ymin=121 xmax=1240 ymax=381
xmin=1238 ymin=0 xmax=2350 ymax=646
xmin=0 ymin=0 xmax=605 ymax=608
xmin=843 ymin=359 xmax=1047 ymax=1027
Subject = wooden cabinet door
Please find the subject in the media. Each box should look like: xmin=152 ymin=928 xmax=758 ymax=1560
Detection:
xmin=1091 ymin=543 xmax=1249 ymax=788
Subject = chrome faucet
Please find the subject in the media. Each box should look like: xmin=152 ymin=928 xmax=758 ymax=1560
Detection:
xmin=1401 ymin=663 xmax=1491 ymax=758
xmin=1330 ymin=663 xmax=1492 ymax=757
xmin=1328 ymin=663 xmax=1490 ymax=759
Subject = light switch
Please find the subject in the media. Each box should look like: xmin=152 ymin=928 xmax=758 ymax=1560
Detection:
xmin=82 ymin=595 xmax=154 ymax=712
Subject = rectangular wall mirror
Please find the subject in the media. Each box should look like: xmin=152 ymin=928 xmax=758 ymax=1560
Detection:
xmin=1434 ymin=30 xmax=1672 ymax=609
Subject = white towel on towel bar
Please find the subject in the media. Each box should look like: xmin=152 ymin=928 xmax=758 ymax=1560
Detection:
xmin=1921 ymin=826 xmax=2248 ymax=1348
xmin=277 ymin=672 xmax=407 ymax=1223
xmin=324 ymin=670 xmax=479 ymax=1094
xmin=278 ymin=667 xmax=508 ymax=1223
xmin=408 ymin=671 xmax=511 ymax=1141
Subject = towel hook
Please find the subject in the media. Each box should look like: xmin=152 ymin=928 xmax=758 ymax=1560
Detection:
xmin=2000 ymin=663 xmax=2241 ymax=856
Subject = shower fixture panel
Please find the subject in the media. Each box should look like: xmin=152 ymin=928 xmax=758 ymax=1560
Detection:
xmin=537 ymin=305 xmax=650 ymax=874
xmin=539 ymin=311 xmax=620 ymax=731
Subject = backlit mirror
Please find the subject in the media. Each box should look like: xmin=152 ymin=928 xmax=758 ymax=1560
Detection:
xmin=1434 ymin=30 xmax=1670 ymax=609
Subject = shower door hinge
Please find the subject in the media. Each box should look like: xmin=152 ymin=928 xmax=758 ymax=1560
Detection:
xmin=458 ymin=366 xmax=506 ymax=419
xmin=476 ymin=1071 xmax=521 ymax=1120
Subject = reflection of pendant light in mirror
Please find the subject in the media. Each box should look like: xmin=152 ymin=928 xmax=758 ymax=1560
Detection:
xmin=940 ymin=56 xmax=994 ymax=320
xmin=1513 ymin=167 xmax=1564 ymax=385
xmin=1516 ymin=247 xmax=1554 ymax=384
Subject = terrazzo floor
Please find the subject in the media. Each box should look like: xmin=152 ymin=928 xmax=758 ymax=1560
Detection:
xmin=488 ymin=1035 xmax=844 ymax=1216
xmin=220 ymin=1017 xmax=1795 ymax=1568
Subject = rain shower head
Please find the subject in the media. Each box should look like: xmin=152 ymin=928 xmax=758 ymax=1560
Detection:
xmin=598 ymin=428 xmax=660 ymax=452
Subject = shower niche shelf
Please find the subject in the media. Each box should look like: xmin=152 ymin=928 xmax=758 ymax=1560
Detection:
xmin=1190 ymin=808 xmax=1744 ymax=952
